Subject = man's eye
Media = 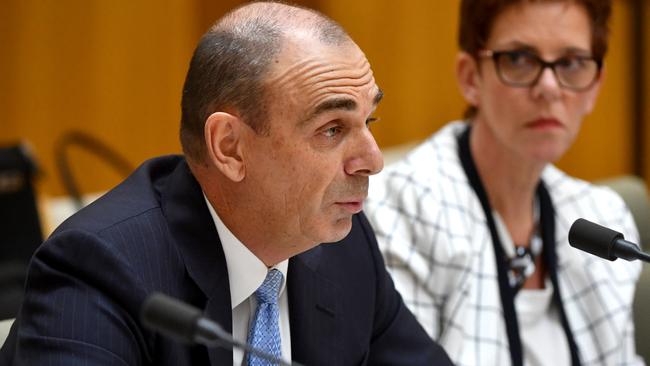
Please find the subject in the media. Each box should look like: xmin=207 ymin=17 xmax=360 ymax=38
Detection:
xmin=366 ymin=117 xmax=379 ymax=128
xmin=323 ymin=126 xmax=342 ymax=137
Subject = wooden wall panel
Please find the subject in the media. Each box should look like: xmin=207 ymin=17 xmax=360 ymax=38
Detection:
xmin=0 ymin=0 xmax=325 ymax=197
xmin=0 ymin=1 xmax=643 ymax=198
xmin=0 ymin=1 xmax=198 ymax=196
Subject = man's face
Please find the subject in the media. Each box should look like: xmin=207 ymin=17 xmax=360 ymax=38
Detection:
xmin=240 ymin=35 xmax=383 ymax=251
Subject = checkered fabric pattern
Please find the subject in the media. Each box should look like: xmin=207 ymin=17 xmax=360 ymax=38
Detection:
xmin=247 ymin=269 xmax=283 ymax=366
xmin=366 ymin=121 xmax=644 ymax=366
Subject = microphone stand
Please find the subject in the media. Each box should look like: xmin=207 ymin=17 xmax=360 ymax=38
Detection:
xmin=634 ymin=251 xmax=650 ymax=263
xmin=141 ymin=292 xmax=303 ymax=366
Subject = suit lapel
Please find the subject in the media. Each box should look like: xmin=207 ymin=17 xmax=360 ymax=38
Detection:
xmin=288 ymin=246 xmax=342 ymax=365
xmin=161 ymin=160 xmax=233 ymax=366
xmin=161 ymin=159 xmax=347 ymax=365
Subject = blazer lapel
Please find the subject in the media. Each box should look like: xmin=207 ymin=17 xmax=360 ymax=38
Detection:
xmin=288 ymin=246 xmax=342 ymax=365
xmin=161 ymin=159 xmax=233 ymax=366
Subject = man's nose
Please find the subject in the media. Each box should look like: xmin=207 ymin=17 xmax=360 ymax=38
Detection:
xmin=344 ymin=128 xmax=384 ymax=177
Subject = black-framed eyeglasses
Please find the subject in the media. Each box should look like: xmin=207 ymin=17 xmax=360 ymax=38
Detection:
xmin=478 ymin=49 xmax=603 ymax=91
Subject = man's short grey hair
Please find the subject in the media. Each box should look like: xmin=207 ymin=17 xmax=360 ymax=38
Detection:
xmin=179 ymin=1 xmax=351 ymax=162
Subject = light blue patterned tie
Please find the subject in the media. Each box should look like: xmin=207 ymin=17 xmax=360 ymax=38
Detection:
xmin=247 ymin=269 xmax=283 ymax=366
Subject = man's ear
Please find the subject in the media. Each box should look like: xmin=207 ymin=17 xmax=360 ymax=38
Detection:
xmin=456 ymin=51 xmax=481 ymax=107
xmin=204 ymin=112 xmax=245 ymax=182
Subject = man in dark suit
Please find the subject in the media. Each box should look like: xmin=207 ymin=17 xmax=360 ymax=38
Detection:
xmin=0 ymin=2 xmax=452 ymax=365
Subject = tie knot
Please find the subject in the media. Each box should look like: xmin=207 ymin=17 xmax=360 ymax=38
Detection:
xmin=256 ymin=269 xmax=283 ymax=304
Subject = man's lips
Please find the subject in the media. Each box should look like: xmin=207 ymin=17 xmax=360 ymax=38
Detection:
xmin=335 ymin=200 xmax=364 ymax=214
xmin=526 ymin=118 xmax=563 ymax=129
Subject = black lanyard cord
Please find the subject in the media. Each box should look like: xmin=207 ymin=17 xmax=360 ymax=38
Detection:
xmin=457 ymin=126 xmax=580 ymax=366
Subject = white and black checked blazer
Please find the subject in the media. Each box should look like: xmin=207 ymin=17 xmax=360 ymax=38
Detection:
xmin=366 ymin=121 xmax=644 ymax=366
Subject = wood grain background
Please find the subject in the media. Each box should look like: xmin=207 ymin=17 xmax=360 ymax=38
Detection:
xmin=1 ymin=0 xmax=647 ymax=197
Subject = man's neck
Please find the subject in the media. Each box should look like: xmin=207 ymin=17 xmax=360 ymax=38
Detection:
xmin=211 ymin=199 xmax=296 ymax=267
xmin=192 ymin=166 xmax=296 ymax=266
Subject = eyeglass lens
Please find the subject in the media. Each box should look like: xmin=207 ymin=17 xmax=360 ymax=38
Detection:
xmin=495 ymin=51 xmax=599 ymax=90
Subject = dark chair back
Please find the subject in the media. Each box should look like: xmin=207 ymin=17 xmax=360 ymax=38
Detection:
xmin=0 ymin=144 xmax=43 ymax=319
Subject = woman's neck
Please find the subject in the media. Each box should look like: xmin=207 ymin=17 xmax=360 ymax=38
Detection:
xmin=469 ymin=121 xmax=545 ymax=245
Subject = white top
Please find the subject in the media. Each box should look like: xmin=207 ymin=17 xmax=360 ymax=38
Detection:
xmin=516 ymin=285 xmax=570 ymax=366
xmin=494 ymin=212 xmax=571 ymax=366
xmin=204 ymin=197 xmax=292 ymax=366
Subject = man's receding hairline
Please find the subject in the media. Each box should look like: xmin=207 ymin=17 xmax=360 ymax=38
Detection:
xmin=180 ymin=1 xmax=355 ymax=162
xmin=212 ymin=1 xmax=351 ymax=45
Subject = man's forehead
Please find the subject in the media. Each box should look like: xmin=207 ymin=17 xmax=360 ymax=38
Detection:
xmin=267 ymin=39 xmax=370 ymax=87
xmin=260 ymin=32 xmax=379 ymax=123
xmin=271 ymin=31 xmax=360 ymax=67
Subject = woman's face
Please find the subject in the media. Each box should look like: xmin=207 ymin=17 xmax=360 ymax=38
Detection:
xmin=464 ymin=1 xmax=602 ymax=164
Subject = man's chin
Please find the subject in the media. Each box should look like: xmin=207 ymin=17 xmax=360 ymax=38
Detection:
xmin=320 ymin=216 xmax=354 ymax=244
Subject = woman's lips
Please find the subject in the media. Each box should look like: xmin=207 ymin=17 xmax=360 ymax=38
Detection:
xmin=526 ymin=118 xmax=563 ymax=130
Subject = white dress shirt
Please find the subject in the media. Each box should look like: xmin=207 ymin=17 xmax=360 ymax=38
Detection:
xmin=204 ymin=196 xmax=292 ymax=366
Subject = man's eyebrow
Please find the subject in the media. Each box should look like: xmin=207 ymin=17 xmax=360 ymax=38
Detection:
xmin=301 ymin=88 xmax=384 ymax=126
xmin=301 ymin=98 xmax=357 ymax=126
xmin=314 ymin=98 xmax=357 ymax=116
xmin=373 ymin=88 xmax=384 ymax=106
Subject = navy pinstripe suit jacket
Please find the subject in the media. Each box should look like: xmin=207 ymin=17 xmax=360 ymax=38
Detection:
xmin=0 ymin=156 xmax=451 ymax=366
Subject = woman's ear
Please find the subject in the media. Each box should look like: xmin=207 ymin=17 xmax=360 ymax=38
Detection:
xmin=456 ymin=51 xmax=481 ymax=107
xmin=204 ymin=112 xmax=246 ymax=182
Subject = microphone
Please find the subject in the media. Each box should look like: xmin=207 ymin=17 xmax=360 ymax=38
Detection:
xmin=141 ymin=292 xmax=301 ymax=366
xmin=568 ymin=218 xmax=650 ymax=263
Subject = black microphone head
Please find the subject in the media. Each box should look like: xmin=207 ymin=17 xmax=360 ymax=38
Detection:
xmin=140 ymin=292 xmax=201 ymax=343
xmin=568 ymin=218 xmax=623 ymax=261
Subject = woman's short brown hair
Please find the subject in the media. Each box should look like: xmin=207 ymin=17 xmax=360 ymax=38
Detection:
xmin=459 ymin=0 xmax=611 ymax=58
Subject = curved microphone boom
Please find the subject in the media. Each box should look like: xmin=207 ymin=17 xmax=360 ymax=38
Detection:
xmin=568 ymin=218 xmax=650 ymax=263
xmin=141 ymin=292 xmax=301 ymax=366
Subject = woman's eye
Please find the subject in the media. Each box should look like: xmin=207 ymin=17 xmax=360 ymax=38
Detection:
xmin=505 ymin=51 xmax=534 ymax=67
xmin=366 ymin=117 xmax=379 ymax=128
xmin=557 ymin=56 xmax=585 ymax=70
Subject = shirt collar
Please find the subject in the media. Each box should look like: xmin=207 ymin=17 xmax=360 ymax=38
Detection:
xmin=203 ymin=195 xmax=288 ymax=309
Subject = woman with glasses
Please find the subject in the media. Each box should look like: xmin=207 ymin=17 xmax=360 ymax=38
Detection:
xmin=366 ymin=1 xmax=643 ymax=365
